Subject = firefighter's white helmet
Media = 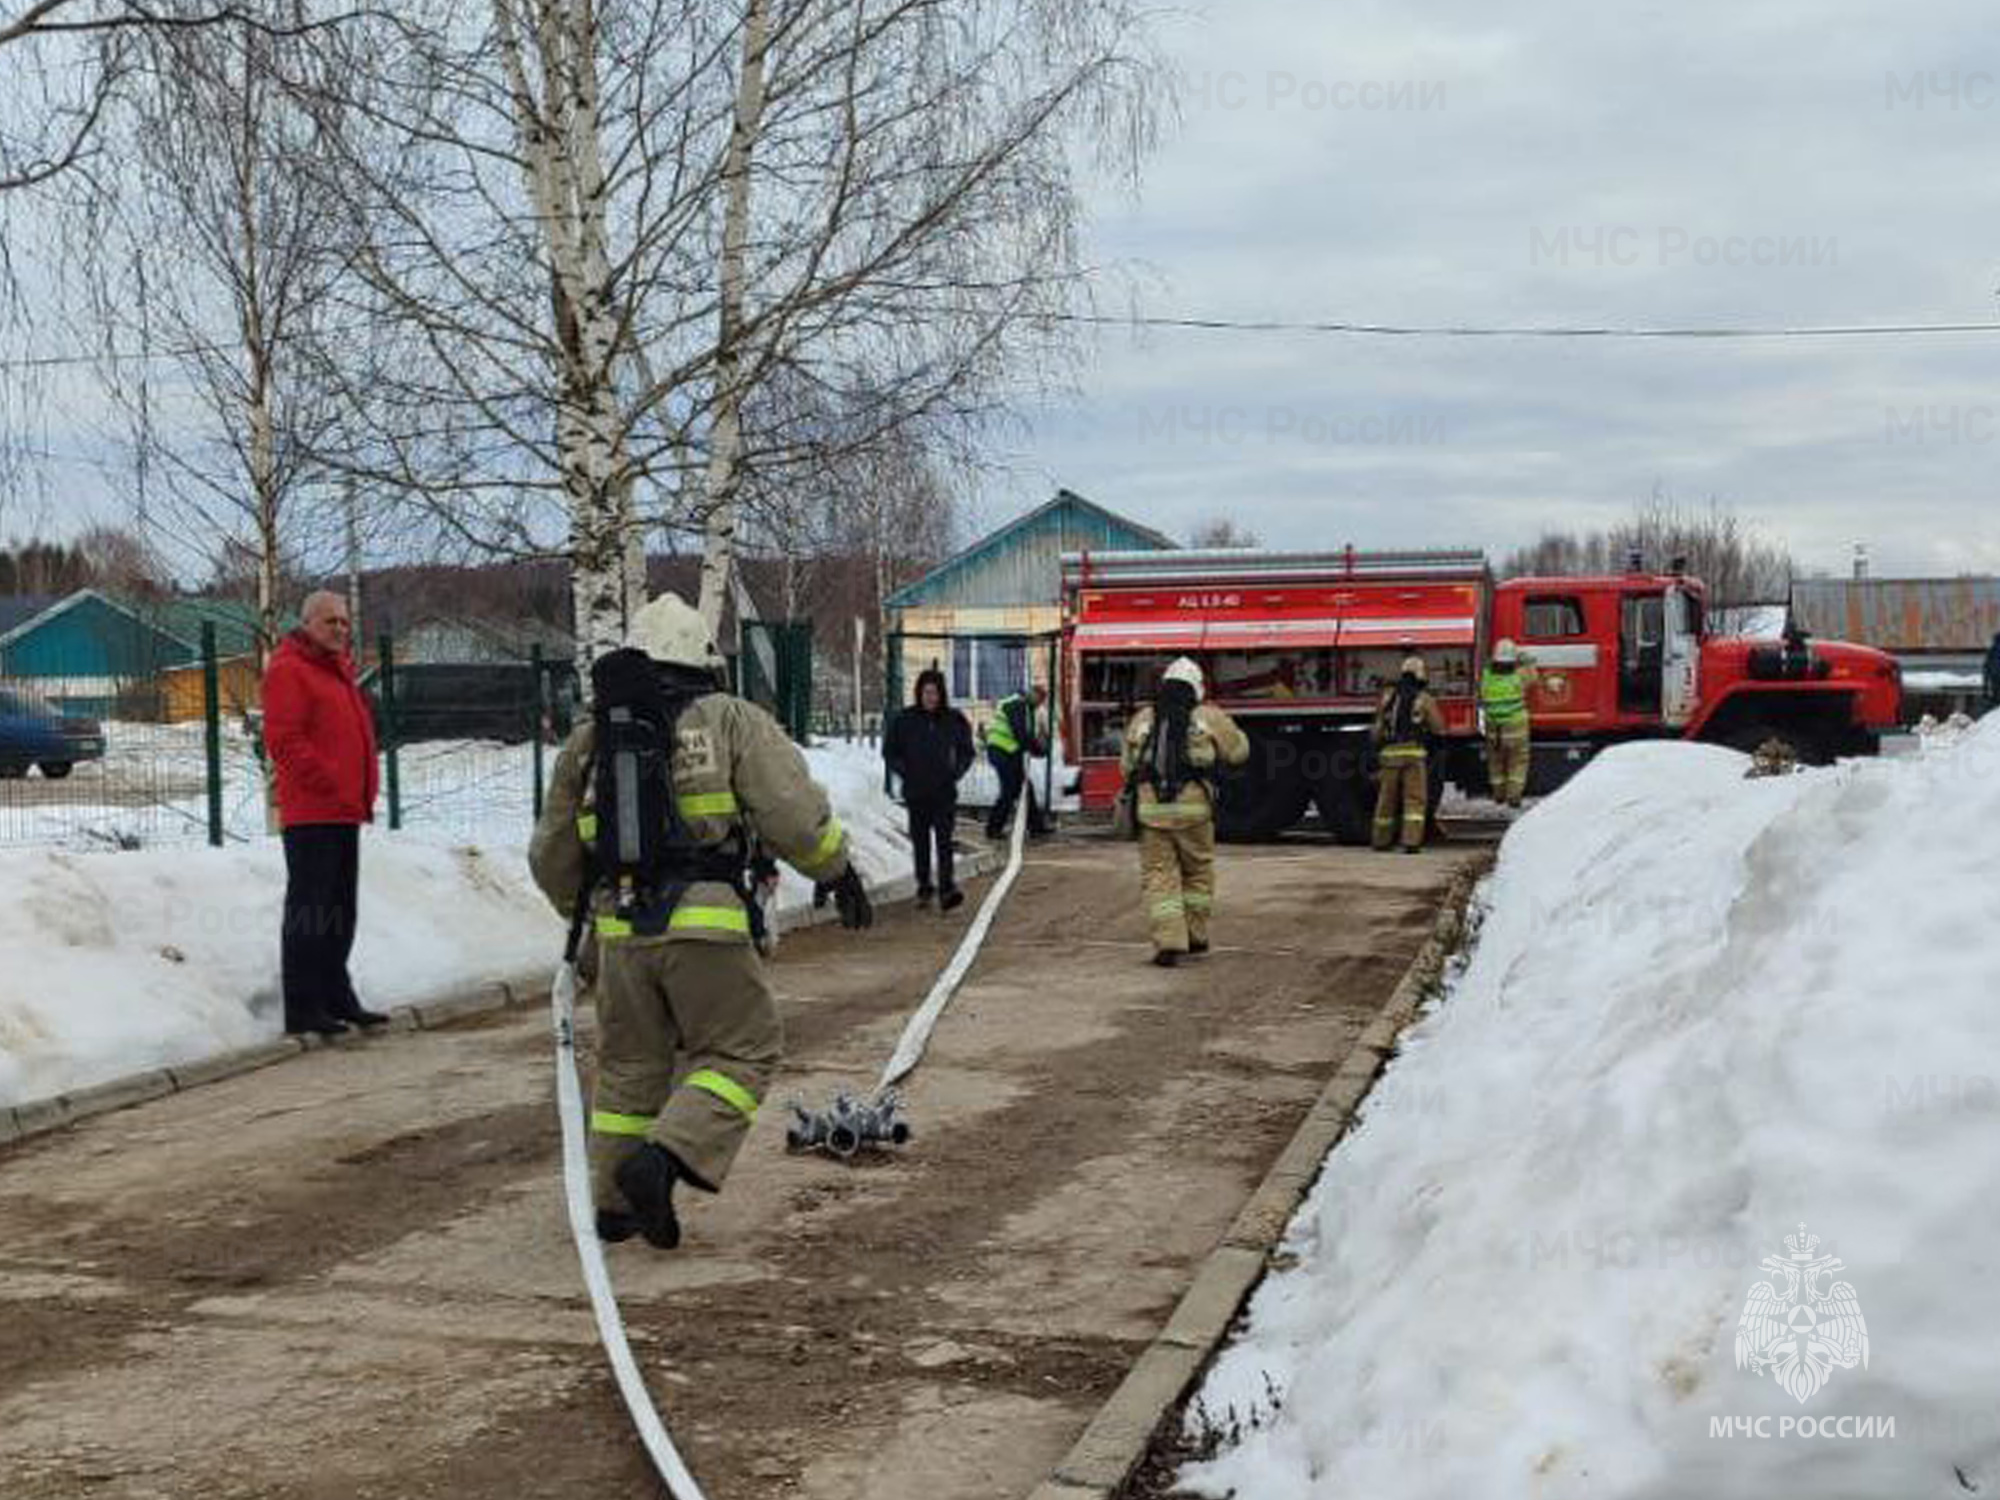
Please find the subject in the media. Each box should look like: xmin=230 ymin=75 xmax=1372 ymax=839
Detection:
xmin=1400 ymin=654 xmax=1428 ymax=682
xmin=1162 ymin=656 xmax=1205 ymax=697
xmin=628 ymin=593 xmax=724 ymax=672
xmin=1493 ymin=638 xmax=1520 ymax=665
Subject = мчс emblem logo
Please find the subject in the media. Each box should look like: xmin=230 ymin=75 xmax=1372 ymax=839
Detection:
xmin=1733 ymin=1223 xmax=1869 ymax=1405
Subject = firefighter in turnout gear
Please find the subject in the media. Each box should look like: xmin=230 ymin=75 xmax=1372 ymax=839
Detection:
xmin=1120 ymin=657 xmax=1250 ymax=966
xmin=529 ymin=594 xmax=872 ymax=1251
xmin=1480 ymin=638 xmax=1538 ymax=809
xmin=1371 ymin=655 xmax=1445 ymax=853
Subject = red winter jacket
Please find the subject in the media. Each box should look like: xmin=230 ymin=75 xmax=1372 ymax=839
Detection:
xmin=262 ymin=631 xmax=380 ymax=827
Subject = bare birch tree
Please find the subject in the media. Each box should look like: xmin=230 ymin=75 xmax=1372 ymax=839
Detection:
xmin=73 ymin=5 xmax=361 ymax=662
xmin=685 ymin=0 xmax=1165 ymax=627
xmin=299 ymin=1 xmax=744 ymax=663
xmin=297 ymin=0 xmax=1160 ymax=668
xmin=0 ymin=3 xmax=356 ymax=189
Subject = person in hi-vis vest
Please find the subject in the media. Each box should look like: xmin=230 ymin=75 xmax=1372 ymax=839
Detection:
xmin=983 ymin=684 xmax=1049 ymax=838
xmin=1480 ymin=638 xmax=1538 ymax=809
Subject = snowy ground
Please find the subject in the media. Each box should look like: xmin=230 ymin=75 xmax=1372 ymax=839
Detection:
xmin=0 ymin=740 xmax=917 ymax=1109
xmin=1184 ymin=719 xmax=2000 ymax=1500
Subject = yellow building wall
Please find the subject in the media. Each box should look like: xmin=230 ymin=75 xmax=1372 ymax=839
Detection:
xmin=159 ymin=656 xmax=263 ymax=724
xmin=889 ymin=604 xmax=1062 ymax=748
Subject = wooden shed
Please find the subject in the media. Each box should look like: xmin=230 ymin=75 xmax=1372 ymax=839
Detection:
xmin=0 ymin=590 xmax=196 ymax=718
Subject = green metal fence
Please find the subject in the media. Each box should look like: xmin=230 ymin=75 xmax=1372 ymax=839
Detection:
xmin=0 ymin=604 xmax=847 ymax=854
xmin=0 ymin=619 xmax=576 ymax=854
xmin=741 ymin=619 xmax=814 ymax=744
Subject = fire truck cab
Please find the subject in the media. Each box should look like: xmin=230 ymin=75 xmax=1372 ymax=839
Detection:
xmin=1062 ymin=547 xmax=1901 ymax=841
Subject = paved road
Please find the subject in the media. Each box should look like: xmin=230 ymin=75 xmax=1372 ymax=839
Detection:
xmin=0 ymin=835 xmax=1481 ymax=1500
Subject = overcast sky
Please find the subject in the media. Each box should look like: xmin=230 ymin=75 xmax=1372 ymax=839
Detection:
xmin=993 ymin=0 xmax=2000 ymax=578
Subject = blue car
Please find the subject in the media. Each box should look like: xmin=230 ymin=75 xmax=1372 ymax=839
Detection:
xmin=0 ymin=689 xmax=106 ymax=779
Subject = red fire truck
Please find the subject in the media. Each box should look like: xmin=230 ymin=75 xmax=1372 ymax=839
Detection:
xmin=1061 ymin=547 xmax=1903 ymax=840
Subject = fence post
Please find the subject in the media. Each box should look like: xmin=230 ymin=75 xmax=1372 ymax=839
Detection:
xmin=1043 ymin=634 xmax=1058 ymax=818
xmin=201 ymin=621 xmax=224 ymax=848
xmin=380 ymin=631 xmax=402 ymax=831
xmin=883 ymin=631 xmax=901 ymax=795
xmin=791 ymin=620 xmax=813 ymax=743
xmin=530 ymin=642 xmax=545 ymax=822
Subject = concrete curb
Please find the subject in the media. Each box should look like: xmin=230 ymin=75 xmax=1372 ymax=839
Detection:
xmin=0 ymin=844 xmax=1005 ymax=1152
xmin=1033 ymin=854 xmax=1493 ymax=1500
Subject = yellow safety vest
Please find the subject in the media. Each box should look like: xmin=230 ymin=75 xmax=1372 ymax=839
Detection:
xmin=988 ymin=696 xmax=1023 ymax=754
xmin=1481 ymin=668 xmax=1528 ymax=727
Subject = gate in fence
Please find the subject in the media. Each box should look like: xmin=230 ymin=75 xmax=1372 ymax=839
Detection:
xmin=740 ymin=619 xmax=814 ymax=744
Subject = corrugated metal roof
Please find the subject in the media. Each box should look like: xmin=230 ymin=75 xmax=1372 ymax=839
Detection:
xmin=886 ymin=490 xmax=1174 ymax=609
xmin=0 ymin=594 xmax=61 ymax=637
xmin=1790 ymin=577 xmax=2000 ymax=653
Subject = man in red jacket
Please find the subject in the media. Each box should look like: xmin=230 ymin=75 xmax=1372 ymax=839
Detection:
xmin=262 ymin=590 xmax=386 ymax=1037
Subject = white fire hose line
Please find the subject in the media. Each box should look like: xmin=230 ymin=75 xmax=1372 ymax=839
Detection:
xmin=878 ymin=793 xmax=1030 ymax=1093
xmin=552 ymin=960 xmax=710 ymax=1500
xmin=548 ymin=794 xmax=1031 ymax=1495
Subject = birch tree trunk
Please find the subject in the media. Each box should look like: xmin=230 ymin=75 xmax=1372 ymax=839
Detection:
xmin=494 ymin=0 xmax=636 ymax=668
xmin=696 ymin=0 xmax=771 ymax=637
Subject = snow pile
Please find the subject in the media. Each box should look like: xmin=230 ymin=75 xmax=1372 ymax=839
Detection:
xmin=0 ymin=835 xmax=562 ymax=1108
xmin=0 ymin=740 xmax=913 ymax=1108
xmin=1915 ymin=712 xmax=1980 ymax=749
xmin=1185 ymin=721 xmax=2000 ymax=1500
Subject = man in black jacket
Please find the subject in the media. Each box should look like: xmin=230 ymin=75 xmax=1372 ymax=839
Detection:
xmin=885 ymin=668 xmax=976 ymax=910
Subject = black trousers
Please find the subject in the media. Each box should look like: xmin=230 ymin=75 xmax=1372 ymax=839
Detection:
xmin=282 ymin=823 xmax=362 ymax=1027
xmin=907 ymin=796 xmax=957 ymax=893
xmin=985 ymin=747 xmax=1042 ymax=837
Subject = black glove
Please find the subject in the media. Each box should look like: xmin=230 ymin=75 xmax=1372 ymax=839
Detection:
xmin=813 ymin=867 xmax=873 ymax=930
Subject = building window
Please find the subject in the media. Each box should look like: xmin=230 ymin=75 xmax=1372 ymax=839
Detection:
xmin=977 ymin=639 xmax=1027 ymax=699
xmin=1522 ymin=596 xmax=1586 ymax=639
xmin=947 ymin=636 xmax=1027 ymax=700
xmin=950 ymin=638 xmax=975 ymax=699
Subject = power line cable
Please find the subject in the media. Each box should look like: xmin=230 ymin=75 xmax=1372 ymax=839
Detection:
xmin=5 ymin=311 xmax=2000 ymax=374
xmin=1048 ymin=312 xmax=2000 ymax=341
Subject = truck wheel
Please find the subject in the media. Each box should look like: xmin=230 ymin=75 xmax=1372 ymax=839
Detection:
xmin=38 ymin=761 xmax=73 ymax=779
xmin=1717 ymin=721 xmax=1831 ymax=767
xmin=0 ymin=762 xmax=26 ymax=779
xmin=1214 ymin=760 xmax=1309 ymax=841
xmin=1312 ymin=767 xmax=1374 ymax=846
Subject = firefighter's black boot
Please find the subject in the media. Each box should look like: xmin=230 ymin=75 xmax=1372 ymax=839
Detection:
xmin=596 ymin=1208 xmax=640 ymax=1244
xmin=1152 ymin=949 xmax=1180 ymax=968
xmin=614 ymin=1143 xmax=683 ymax=1250
xmin=1189 ymin=937 xmax=1210 ymax=955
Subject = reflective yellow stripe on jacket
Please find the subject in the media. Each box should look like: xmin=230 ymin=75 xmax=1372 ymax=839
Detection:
xmin=794 ymin=815 xmax=846 ymax=881
xmin=594 ymin=905 xmax=753 ymax=940
xmin=678 ymin=791 xmax=739 ymax=818
xmin=685 ymin=1068 xmax=759 ymax=1121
